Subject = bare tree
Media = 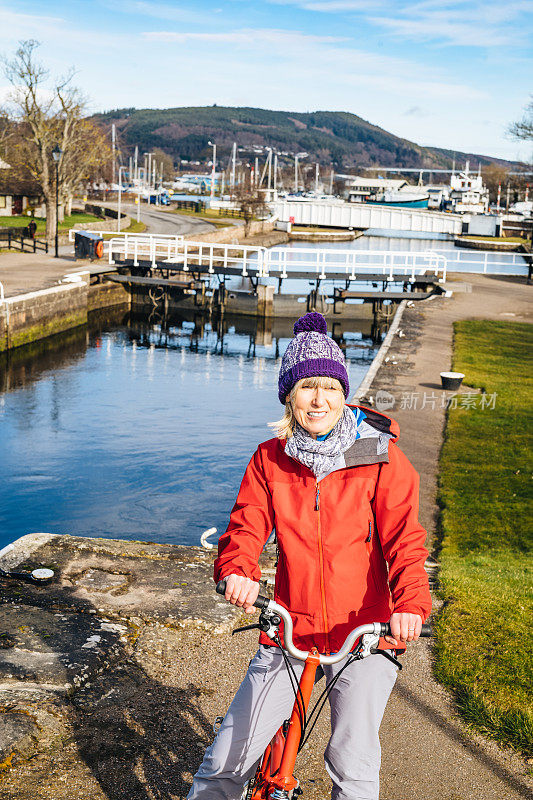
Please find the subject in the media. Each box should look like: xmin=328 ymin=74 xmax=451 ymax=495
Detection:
xmin=508 ymin=98 xmax=533 ymax=142
xmin=481 ymin=164 xmax=510 ymax=203
xmin=235 ymin=185 xmax=267 ymax=235
xmin=152 ymin=147 xmax=175 ymax=182
xmin=2 ymin=40 xmax=110 ymax=239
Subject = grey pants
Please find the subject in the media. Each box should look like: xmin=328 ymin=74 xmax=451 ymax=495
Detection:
xmin=187 ymin=645 xmax=398 ymax=800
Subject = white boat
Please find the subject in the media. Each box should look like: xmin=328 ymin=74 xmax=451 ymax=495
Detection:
xmin=446 ymin=162 xmax=489 ymax=214
xmin=366 ymin=189 xmax=429 ymax=209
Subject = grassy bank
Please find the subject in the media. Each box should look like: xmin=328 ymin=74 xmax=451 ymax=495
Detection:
xmin=0 ymin=211 xmax=100 ymax=232
xmin=436 ymin=320 xmax=533 ymax=756
xmin=459 ymin=235 xmax=529 ymax=244
xmin=164 ymin=206 xmax=237 ymax=228
xmin=101 ymin=220 xmax=147 ymax=238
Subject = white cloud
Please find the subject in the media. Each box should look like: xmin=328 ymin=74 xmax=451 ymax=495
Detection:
xmin=268 ymin=0 xmax=380 ymax=9
xmin=404 ymin=106 xmax=429 ymax=118
xmin=108 ymin=0 xmax=208 ymax=24
xmin=143 ymin=26 xmax=483 ymax=101
xmin=368 ymin=1 xmax=533 ymax=47
xmin=144 ymin=28 xmax=346 ymax=46
xmin=371 ymin=15 xmax=514 ymax=47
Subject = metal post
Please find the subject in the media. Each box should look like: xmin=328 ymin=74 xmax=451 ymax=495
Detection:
xmin=55 ymin=159 xmax=59 ymax=258
xmin=231 ymin=142 xmax=236 ymax=195
xmin=112 ymin=124 xmax=116 ymax=187
xmin=209 ymin=142 xmax=217 ymax=202
xmin=137 ymin=168 xmax=141 ymax=223
xmin=117 ymin=166 xmax=122 ymax=233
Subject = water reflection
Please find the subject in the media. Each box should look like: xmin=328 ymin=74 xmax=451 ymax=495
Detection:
xmin=0 ymin=307 xmax=386 ymax=551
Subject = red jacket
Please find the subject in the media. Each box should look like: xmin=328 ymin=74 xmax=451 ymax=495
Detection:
xmin=215 ymin=406 xmax=431 ymax=654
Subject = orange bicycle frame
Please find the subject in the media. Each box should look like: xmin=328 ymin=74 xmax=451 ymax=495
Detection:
xmin=249 ymin=648 xmax=321 ymax=799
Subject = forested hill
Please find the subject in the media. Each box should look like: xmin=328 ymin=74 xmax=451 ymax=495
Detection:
xmin=93 ymin=106 xmax=519 ymax=170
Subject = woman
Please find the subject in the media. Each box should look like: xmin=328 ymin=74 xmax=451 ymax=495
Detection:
xmin=188 ymin=312 xmax=431 ymax=800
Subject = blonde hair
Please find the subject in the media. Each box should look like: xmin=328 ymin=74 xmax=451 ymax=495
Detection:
xmin=268 ymin=376 xmax=344 ymax=439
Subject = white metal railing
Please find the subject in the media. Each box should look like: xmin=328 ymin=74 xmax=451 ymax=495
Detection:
xmin=108 ymin=237 xmax=266 ymax=276
xmin=103 ymin=235 xmax=448 ymax=282
xmin=433 ymin=248 xmax=528 ymax=274
xmin=69 ymin=229 xmax=184 ymax=248
xmin=69 ymin=229 xmax=184 ymax=242
xmin=263 ymin=247 xmax=447 ymax=282
xmin=106 ymin=235 xmax=185 ymax=267
xmin=0 ymin=280 xmax=10 ymax=333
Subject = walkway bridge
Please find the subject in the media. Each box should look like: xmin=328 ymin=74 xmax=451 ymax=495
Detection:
xmin=271 ymin=199 xmax=463 ymax=237
xmin=72 ymin=231 xmax=448 ymax=318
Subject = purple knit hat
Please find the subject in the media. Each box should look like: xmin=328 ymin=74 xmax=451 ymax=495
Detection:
xmin=278 ymin=312 xmax=349 ymax=404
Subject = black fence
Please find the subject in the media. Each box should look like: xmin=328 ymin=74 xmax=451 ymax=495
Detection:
xmin=0 ymin=228 xmax=49 ymax=253
xmin=217 ymin=207 xmax=246 ymax=218
xmin=171 ymin=199 xmax=207 ymax=212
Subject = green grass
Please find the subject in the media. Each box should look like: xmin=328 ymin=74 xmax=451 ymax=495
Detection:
xmin=121 ymin=219 xmax=147 ymax=234
xmin=0 ymin=212 xmax=101 ymax=232
xmin=163 ymin=207 xmax=238 ymax=228
xmin=101 ymin=219 xmax=147 ymax=240
xmin=436 ymin=320 xmax=533 ymax=756
xmin=459 ymin=235 xmax=529 ymax=245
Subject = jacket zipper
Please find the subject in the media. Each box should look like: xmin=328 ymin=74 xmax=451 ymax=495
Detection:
xmin=366 ymin=516 xmax=379 ymax=592
xmin=315 ymin=482 xmax=330 ymax=654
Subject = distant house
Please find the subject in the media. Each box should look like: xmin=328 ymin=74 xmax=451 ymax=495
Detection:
xmin=0 ymin=164 xmax=46 ymax=218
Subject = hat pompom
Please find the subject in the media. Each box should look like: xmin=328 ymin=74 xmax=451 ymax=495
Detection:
xmin=293 ymin=312 xmax=327 ymax=336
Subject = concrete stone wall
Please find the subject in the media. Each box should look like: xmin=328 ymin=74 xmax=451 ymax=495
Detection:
xmin=88 ymin=281 xmax=130 ymax=312
xmin=0 ymin=279 xmax=89 ymax=353
xmin=188 ymin=219 xmax=275 ymax=245
xmin=0 ymin=274 xmax=131 ymax=353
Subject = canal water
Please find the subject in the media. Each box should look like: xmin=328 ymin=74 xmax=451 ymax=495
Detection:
xmin=0 ymin=310 xmax=382 ymax=552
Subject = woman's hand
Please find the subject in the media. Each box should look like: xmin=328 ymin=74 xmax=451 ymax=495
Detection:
xmin=224 ymin=574 xmax=260 ymax=615
xmin=384 ymin=612 xmax=422 ymax=645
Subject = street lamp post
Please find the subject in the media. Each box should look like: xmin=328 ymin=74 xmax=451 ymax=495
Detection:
xmin=136 ymin=167 xmax=144 ymax=223
xmin=208 ymin=141 xmax=216 ymax=203
xmin=117 ymin=165 xmax=127 ymax=233
xmin=52 ymin=145 xmax=62 ymax=258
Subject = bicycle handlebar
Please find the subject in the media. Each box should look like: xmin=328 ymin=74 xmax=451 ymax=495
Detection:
xmin=215 ymin=579 xmax=431 ymax=665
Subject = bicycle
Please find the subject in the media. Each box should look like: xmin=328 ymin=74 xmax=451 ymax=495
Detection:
xmin=215 ymin=579 xmax=431 ymax=800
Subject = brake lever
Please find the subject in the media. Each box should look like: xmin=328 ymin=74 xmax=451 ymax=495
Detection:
xmin=232 ymin=623 xmax=262 ymax=636
xmin=372 ymin=647 xmax=403 ymax=671
xmin=232 ymin=612 xmax=281 ymax=639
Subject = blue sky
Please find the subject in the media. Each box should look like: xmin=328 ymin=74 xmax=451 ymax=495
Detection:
xmin=1 ymin=0 xmax=532 ymax=162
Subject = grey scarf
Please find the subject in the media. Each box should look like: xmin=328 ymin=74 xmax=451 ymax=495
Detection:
xmin=285 ymin=405 xmax=358 ymax=479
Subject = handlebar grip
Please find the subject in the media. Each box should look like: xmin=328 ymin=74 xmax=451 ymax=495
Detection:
xmin=215 ymin=579 xmax=271 ymax=610
xmin=379 ymin=622 xmax=433 ymax=637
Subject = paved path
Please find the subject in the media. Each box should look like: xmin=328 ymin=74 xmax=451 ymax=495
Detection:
xmin=364 ymin=272 xmax=532 ymax=800
xmin=0 ymin=203 xmax=217 ymax=298
xmin=0 ymin=252 xmax=91 ymax=297
xmin=102 ymin=202 xmax=217 ymax=236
